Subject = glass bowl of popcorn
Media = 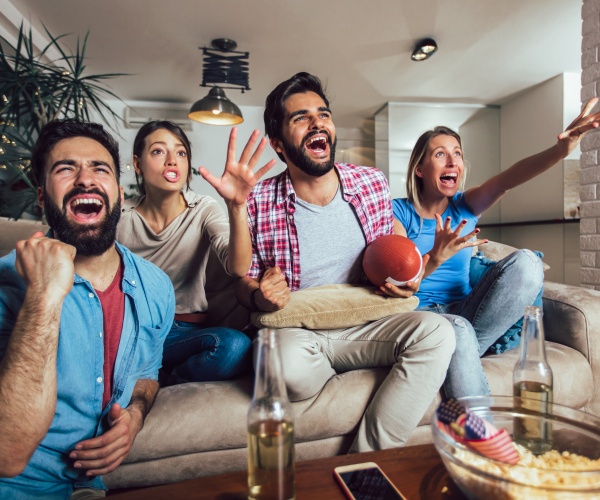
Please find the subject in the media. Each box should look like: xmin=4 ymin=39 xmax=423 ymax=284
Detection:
xmin=431 ymin=395 xmax=600 ymax=499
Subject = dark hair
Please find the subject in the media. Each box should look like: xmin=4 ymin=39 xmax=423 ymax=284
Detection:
xmin=264 ymin=72 xmax=330 ymax=161
xmin=132 ymin=120 xmax=193 ymax=196
xmin=31 ymin=119 xmax=121 ymax=187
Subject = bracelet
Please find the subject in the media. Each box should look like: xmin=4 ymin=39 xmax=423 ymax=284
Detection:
xmin=250 ymin=288 xmax=260 ymax=311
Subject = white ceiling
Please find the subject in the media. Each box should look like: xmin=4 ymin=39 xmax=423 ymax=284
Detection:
xmin=1 ymin=0 xmax=583 ymax=131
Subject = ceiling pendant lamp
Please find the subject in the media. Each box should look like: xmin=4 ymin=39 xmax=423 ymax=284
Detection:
xmin=188 ymin=38 xmax=250 ymax=125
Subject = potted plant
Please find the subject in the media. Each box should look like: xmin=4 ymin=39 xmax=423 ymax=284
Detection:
xmin=0 ymin=23 xmax=125 ymax=219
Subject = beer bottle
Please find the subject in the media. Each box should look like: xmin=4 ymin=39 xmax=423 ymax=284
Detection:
xmin=247 ymin=329 xmax=295 ymax=500
xmin=513 ymin=305 xmax=553 ymax=454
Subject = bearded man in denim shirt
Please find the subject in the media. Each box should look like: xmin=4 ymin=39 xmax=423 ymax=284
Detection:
xmin=0 ymin=120 xmax=175 ymax=499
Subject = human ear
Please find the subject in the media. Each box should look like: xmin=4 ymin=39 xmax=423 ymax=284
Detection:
xmin=133 ymin=155 xmax=142 ymax=175
xmin=270 ymin=138 xmax=283 ymax=154
xmin=415 ymin=164 xmax=424 ymax=178
xmin=37 ymin=186 xmax=44 ymax=209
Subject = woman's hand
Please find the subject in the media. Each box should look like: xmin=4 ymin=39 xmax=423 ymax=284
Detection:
xmin=199 ymin=128 xmax=277 ymax=206
xmin=557 ymin=97 xmax=600 ymax=157
xmin=427 ymin=214 xmax=485 ymax=268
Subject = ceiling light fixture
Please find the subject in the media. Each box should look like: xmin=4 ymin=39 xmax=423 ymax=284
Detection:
xmin=188 ymin=38 xmax=250 ymax=125
xmin=411 ymin=38 xmax=438 ymax=62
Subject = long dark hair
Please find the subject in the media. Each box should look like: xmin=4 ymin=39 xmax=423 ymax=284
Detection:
xmin=132 ymin=120 xmax=193 ymax=196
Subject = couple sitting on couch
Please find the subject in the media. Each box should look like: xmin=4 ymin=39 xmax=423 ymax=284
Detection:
xmin=0 ymin=71 xmax=597 ymax=498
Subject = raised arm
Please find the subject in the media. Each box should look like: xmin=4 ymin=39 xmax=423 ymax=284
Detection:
xmin=199 ymin=128 xmax=276 ymax=277
xmin=465 ymin=98 xmax=600 ymax=216
xmin=0 ymin=233 xmax=75 ymax=477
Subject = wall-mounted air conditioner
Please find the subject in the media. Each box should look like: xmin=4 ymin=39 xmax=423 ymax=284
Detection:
xmin=124 ymin=106 xmax=192 ymax=131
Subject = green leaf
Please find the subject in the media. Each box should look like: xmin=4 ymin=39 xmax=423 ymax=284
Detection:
xmin=0 ymin=22 xmax=129 ymax=219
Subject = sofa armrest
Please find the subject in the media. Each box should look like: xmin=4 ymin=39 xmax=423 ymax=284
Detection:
xmin=542 ymin=281 xmax=600 ymax=415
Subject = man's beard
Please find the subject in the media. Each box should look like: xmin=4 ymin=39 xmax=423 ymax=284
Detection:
xmin=44 ymin=187 xmax=121 ymax=257
xmin=282 ymin=132 xmax=337 ymax=177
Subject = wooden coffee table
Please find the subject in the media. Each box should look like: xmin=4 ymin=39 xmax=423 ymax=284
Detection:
xmin=107 ymin=443 xmax=467 ymax=499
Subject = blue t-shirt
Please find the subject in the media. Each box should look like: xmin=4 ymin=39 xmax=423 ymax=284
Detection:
xmin=392 ymin=193 xmax=479 ymax=308
xmin=0 ymin=242 xmax=175 ymax=498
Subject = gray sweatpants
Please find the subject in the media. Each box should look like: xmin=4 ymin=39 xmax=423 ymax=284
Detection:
xmin=274 ymin=311 xmax=455 ymax=452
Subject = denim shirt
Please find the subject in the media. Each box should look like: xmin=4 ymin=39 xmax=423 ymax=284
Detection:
xmin=0 ymin=242 xmax=174 ymax=499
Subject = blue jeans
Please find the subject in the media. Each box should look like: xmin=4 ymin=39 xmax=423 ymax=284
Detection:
xmin=419 ymin=249 xmax=544 ymax=398
xmin=161 ymin=322 xmax=251 ymax=385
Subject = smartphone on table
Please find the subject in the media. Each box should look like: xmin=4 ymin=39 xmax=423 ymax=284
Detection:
xmin=333 ymin=462 xmax=407 ymax=500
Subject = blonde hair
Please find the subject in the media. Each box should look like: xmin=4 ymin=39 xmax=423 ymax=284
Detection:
xmin=406 ymin=126 xmax=467 ymax=217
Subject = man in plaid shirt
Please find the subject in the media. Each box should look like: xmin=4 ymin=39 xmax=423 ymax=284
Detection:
xmin=238 ymin=72 xmax=455 ymax=452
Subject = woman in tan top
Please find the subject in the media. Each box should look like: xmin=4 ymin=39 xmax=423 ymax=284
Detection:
xmin=117 ymin=121 xmax=275 ymax=384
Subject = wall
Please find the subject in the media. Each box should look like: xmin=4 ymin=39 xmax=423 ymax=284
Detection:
xmin=459 ymin=107 xmax=501 ymax=226
xmin=500 ymin=76 xmax=566 ymax=223
xmin=581 ymin=0 xmax=600 ymax=290
xmin=492 ymin=74 xmax=581 ymax=284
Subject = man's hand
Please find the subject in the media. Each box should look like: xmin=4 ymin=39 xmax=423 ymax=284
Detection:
xmin=69 ymin=403 xmax=142 ymax=476
xmin=377 ymin=254 xmax=430 ymax=298
xmin=255 ymin=267 xmax=290 ymax=311
xmin=15 ymin=231 xmax=75 ymax=303
xmin=199 ymin=128 xmax=277 ymax=207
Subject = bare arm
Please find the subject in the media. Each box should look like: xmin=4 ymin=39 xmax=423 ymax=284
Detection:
xmin=0 ymin=233 xmax=75 ymax=477
xmin=226 ymin=202 xmax=253 ymax=277
xmin=465 ymin=98 xmax=600 ymax=216
xmin=235 ymin=268 xmax=290 ymax=312
xmin=70 ymin=378 xmax=159 ymax=476
xmin=200 ymin=128 xmax=276 ymax=276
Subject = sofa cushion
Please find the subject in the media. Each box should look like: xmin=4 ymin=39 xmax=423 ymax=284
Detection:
xmin=121 ymin=368 xmax=389 ymax=466
xmin=251 ymin=284 xmax=418 ymax=329
xmin=0 ymin=217 xmax=49 ymax=257
xmin=477 ymin=240 xmax=550 ymax=271
xmin=481 ymin=341 xmax=593 ymax=410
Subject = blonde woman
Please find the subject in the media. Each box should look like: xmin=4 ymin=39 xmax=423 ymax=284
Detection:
xmin=392 ymin=99 xmax=600 ymax=397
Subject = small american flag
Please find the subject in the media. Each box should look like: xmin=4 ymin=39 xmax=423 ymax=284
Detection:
xmin=437 ymin=399 xmax=466 ymax=425
xmin=465 ymin=429 xmax=520 ymax=464
xmin=436 ymin=400 xmax=520 ymax=465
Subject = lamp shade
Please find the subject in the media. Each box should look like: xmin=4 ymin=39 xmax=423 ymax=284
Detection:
xmin=188 ymin=87 xmax=244 ymax=125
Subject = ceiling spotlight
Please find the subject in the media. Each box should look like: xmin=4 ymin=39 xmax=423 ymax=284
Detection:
xmin=411 ymin=38 xmax=438 ymax=62
xmin=188 ymin=38 xmax=250 ymax=125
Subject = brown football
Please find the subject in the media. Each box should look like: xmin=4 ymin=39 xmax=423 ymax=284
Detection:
xmin=363 ymin=234 xmax=423 ymax=287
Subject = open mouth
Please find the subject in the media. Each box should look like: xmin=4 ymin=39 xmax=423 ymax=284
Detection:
xmin=440 ymin=172 xmax=458 ymax=187
xmin=163 ymin=169 xmax=180 ymax=182
xmin=305 ymin=135 xmax=329 ymax=154
xmin=69 ymin=197 xmax=104 ymax=221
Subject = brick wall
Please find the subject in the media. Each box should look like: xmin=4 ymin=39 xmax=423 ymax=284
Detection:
xmin=581 ymin=0 xmax=600 ymax=289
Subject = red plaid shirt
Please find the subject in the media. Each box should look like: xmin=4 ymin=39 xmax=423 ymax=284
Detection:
xmin=247 ymin=163 xmax=393 ymax=291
